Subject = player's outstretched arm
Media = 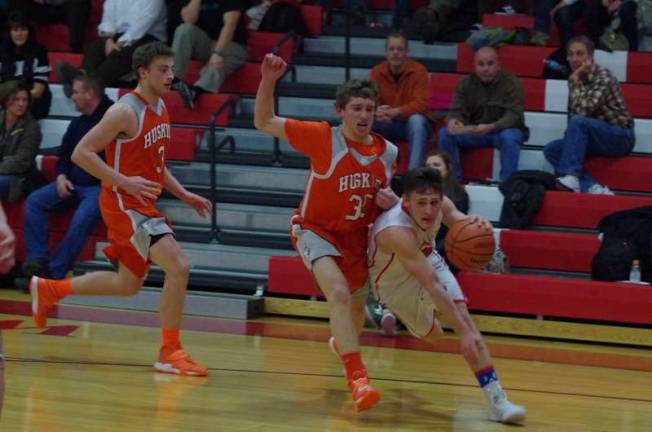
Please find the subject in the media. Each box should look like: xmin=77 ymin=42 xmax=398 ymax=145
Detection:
xmin=72 ymin=103 xmax=161 ymax=206
xmin=163 ymin=168 xmax=212 ymax=218
xmin=377 ymin=226 xmax=481 ymax=361
xmin=254 ymin=53 xmax=289 ymax=140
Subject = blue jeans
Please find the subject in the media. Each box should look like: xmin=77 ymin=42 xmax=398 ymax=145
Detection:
xmin=438 ymin=127 xmax=524 ymax=182
xmin=533 ymin=0 xmax=583 ymax=45
xmin=0 ymin=175 xmax=10 ymax=199
xmin=24 ymin=182 xmax=101 ymax=279
xmin=543 ymin=115 xmax=635 ymax=191
xmin=373 ymin=114 xmax=432 ymax=170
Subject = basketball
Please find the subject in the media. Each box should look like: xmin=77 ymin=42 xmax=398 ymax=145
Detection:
xmin=444 ymin=219 xmax=496 ymax=271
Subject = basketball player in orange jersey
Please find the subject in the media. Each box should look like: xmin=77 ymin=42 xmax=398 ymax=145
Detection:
xmin=29 ymin=42 xmax=212 ymax=376
xmin=255 ymin=53 xmax=399 ymax=412
xmin=369 ymin=167 xmax=526 ymax=424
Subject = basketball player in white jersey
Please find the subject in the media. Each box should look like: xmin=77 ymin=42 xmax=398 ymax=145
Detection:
xmin=368 ymin=166 xmax=526 ymax=424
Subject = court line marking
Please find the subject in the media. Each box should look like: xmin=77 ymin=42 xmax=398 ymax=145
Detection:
xmin=6 ymin=356 xmax=652 ymax=404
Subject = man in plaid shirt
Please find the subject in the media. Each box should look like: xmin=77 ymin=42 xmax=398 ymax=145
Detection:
xmin=543 ymin=35 xmax=635 ymax=195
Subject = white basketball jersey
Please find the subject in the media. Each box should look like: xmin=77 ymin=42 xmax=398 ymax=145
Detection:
xmin=368 ymin=201 xmax=443 ymax=290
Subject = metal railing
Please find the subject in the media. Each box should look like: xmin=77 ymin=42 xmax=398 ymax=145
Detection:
xmin=207 ymin=96 xmax=237 ymax=241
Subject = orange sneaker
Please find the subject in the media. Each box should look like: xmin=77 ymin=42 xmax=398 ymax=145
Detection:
xmin=154 ymin=350 xmax=208 ymax=376
xmin=29 ymin=276 xmax=60 ymax=328
xmin=350 ymin=372 xmax=380 ymax=412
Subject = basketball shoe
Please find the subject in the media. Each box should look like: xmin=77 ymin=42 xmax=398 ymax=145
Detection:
xmin=29 ymin=276 xmax=61 ymax=328
xmin=154 ymin=349 xmax=208 ymax=376
xmin=350 ymin=371 xmax=380 ymax=412
xmin=485 ymin=382 xmax=527 ymax=424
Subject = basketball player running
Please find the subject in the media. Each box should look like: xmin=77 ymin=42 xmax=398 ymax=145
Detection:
xmin=255 ymin=53 xmax=398 ymax=411
xmin=368 ymin=167 xmax=526 ymax=424
xmin=29 ymin=42 xmax=212 ymax=376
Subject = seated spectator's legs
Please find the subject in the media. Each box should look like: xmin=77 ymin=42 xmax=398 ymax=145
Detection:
xmin=554 ymin=2 xmax=584 ymax=46
xmin=171 ymin=23 xmax=214 ymax=82
xmin=619 ymin=1 xmax=638 ymax=51
xmin=494 ymin=128 xmax=523 ymax=182
xmin=0 ymin=176 xmax=10 ymax=199
xmin=90 ymin=35 xmax=159 ymax=86
xmin=392 ymin=0 xmax=410 ymax=29
xmin=30 ymin=87 xmax=52 ymax=120
xmin=24 ymin=182 xmax=69 ymax=276
xmin=24 ymin=183 xmax=101 ymax=279
xmin=585 ymin=0 xmax=612 ymax=47
xmin=62 ymin=0 xmax=91 ymax=52
xmin=81 ymin=37 xmax=109 ymax=75
xmin=438 ymin=128 xmax=493 ymax=181
xmin=48 ymin=185 xmax=100 ymax=279
xmin=549 ymin=115 xmax=635 ymax=191
xmin=194 ymin=42 xmax=247 ymax=94
xmin=406 ymin=114 xmax=432 ymax=170
xmin=533 ymin=0 xmax=557 ymax=34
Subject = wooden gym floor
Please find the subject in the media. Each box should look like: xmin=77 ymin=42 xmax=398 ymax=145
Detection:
xmin=1 ymin=288 xmax=651 ymax=432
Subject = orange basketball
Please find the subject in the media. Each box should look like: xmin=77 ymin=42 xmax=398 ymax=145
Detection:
xmin=444 ymin=219 xmax=495 ymax=271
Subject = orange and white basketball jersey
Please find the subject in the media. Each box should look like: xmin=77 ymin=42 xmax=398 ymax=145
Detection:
xmin=285 ymin=120 xmax=397 ymax=240
xmin=103 ymin=91 xmax=171 ymax=210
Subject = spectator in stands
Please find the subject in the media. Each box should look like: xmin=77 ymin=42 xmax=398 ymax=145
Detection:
xmin=0 ymin=80 xmax=42 ymax=203
xmin=22 ymin=74 xmax=112 ymax=280
xmin=544 ymin=36 xmax=635 ymax=195
xmin=55 ymin=0 xmax=167 ymax=96
xmin=0 ymin=11 xmax=52 ymax=119
xmin=529 ymin=0 xmax=584 ymax=46
xmin=8 ymin=0 xmax=90 ymax=53
xmin=438 ymin=47 xmax=526 ymax=183
xmin=170 ymin=0 xmax=248 ymax=109
xmin=369 ymin=32 xmax=431 ymax=170
xmin=313 ymin=1 xmax=369 ymax=26
xmin=0 ymin=204 xmax=14 ymax=274
xmin=585 ymin=0 xmax=639 ymax=51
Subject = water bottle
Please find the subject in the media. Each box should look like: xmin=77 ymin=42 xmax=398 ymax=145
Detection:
xmin=629 ymin=259 xmax=641 ymax=283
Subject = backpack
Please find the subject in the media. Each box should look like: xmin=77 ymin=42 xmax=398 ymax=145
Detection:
xmin=258 ymin=1 xmax=308 ymax=36
xmin=591 ymin=206 xmax=652 ymax=282
xmin=591 ymin=236 xmax=637 ymax=281
xmin=498 ymin=170 xmax=557 ymax=229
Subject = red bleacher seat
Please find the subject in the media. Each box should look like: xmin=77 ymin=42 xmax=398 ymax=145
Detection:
xmin=500 ymin=229 xmax=600 ymax=273
xmin=621 ymin=84 xmax=652 ymax=118
xmin=627 ymin=52 xmax=652 ymax=84
xmin=169 ymin=127 xmax=202 ymax=161
xmin=585 ymin=156 xmax=652 ymax=192
xmin=332 ymin=0 xmax=427 ymax=8
xmin=531 ymin=191 xmax=652 ymax=228
xmin=220 ymin=63 xmax=262 ymax=95
xmin=248 ymin=31 xmax=295 ymax=63
xmin=460 ymin=147 xmax=494 ymax=181
xmin=481 ymin=14 xmax=534 ymax=31
xmin=48 ymin=52 xmax=83 ymax=82
xmin=300 ymin=5 xmax=324 ymax=37
xmin=457 ymin=271 xmax=652 ymax=325
xmin=37 ymin=24 xmax=72 ymax=52
xmin=267 ymin=256 xmax=322 ymax=297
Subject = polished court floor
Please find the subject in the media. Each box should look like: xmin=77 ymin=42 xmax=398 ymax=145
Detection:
xmin=1 ymin=288 xmax=651 ymax=431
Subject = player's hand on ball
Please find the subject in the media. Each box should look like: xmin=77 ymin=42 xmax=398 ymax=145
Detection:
xmin=466 ymin=215 xmax=492 ymax=230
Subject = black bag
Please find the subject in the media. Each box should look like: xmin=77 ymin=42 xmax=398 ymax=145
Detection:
xmin=591 ymin=236 xmax=637 ymax=281
xmin=591 ymin=206 xmax=652 ymax=282
xmin=258 ymin=1 xmax=308 ymax=36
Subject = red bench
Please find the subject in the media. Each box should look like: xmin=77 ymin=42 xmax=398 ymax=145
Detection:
xmin=457 ymin=271 xmax=652 ymax=325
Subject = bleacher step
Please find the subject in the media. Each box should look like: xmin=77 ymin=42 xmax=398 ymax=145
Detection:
xmin=60 ymin=287 xmax=264 ymax=319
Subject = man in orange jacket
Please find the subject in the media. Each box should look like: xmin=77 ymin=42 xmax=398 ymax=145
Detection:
xmin=369 ymin=31 xmax=432 ymax=170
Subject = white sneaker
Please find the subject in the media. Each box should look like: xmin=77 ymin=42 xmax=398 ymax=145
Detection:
xmin=380 ymin=309 xmax=397 ymax=336
xmin=556 ymin=174 xmax=580 ymax=192
xmin=489 ymin=398 xmax=527 ymax=424
xmin=495 ymin=5 xmax=517 ymax=14
xmin=587 ymin=183 xmax=615 ymax=195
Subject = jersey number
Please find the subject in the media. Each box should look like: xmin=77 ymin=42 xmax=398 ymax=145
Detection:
xmin=345 ymin=194 xmax=373 ymax=221
xmin=155 ymin=146 xmax=165 ymax=174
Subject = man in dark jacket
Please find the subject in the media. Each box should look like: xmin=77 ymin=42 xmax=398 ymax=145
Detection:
xmin=22 ymin=74 xmax=112 ymax=279
xmin=438 ymin=46 xmax=527 ymax=182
